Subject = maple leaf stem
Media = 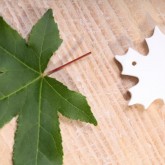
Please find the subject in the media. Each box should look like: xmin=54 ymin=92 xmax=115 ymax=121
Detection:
xmin=45 ymin=52 xmax=91 ymax=76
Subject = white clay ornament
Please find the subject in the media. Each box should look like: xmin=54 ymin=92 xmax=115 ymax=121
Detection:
xmin=115 ymin=26 xmax=165 ymax=109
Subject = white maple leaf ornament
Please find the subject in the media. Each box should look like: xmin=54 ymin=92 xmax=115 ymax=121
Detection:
xmin=115 ymin=26 xmax=165 ymax=109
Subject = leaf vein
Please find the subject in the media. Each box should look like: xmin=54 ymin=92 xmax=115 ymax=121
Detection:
xmin=0 ymin=45 xmax=39 ymax=74
xmin=45 ymin=79 xmax=91 ymax=121
xmin=40 ymin=125 xmax=59 ymax=153
xmin=35 ymin=79 xmax=43 ymax=165
xmin=39 ymin=14 xmax=49 ymax=72
xmin=38 ymin=150 xmax=53 ymax=165
xmin=0 ymin=76 xmax=40 ymax=100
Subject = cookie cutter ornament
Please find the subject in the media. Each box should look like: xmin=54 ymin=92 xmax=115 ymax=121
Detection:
xmin=115 ymin=27 xmax=165 ymax=109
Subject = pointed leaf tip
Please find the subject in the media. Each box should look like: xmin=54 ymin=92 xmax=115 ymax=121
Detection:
xmin=45 ymin=8 xmax=53 ymax=17
xmin=28 ymin=8 xmax=62 ymax=72
xmin=45 ymin=77 xmax=97 ymax=127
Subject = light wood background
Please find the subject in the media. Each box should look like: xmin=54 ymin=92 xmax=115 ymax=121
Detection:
xmin=1 ymin=0 xmax=165 ymax=164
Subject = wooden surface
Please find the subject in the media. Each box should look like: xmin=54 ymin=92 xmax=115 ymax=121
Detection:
xmin=1 ymin=0 xmax=165 ymax=164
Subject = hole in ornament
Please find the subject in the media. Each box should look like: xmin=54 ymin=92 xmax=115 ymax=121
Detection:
xmin=132 ymin=61 xmax=137 ymax=66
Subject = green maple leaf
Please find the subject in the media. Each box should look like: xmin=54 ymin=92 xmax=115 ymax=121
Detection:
xmin=0 ymin=9 xmax=97 ymax=165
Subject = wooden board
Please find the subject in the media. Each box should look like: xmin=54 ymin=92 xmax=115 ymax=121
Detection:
xmin=1 ymin=0 xmax=165 ymax=164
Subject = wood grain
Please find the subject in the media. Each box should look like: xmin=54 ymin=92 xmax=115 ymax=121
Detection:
xmin=1 ymin=0 xmax=165 ymax=164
